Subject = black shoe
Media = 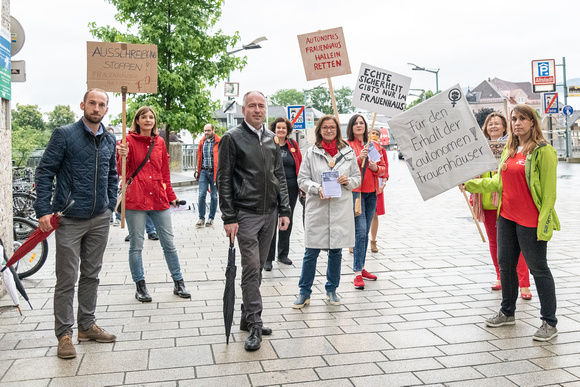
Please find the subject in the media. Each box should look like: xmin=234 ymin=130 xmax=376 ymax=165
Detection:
xmin=277 ymin=256 xmax=293 ymax=265
xmin=148 ymin=233 xmax=159 ymax=240
xmin=125 ymin=235 xmax=130 ymax=242
xmin=244 ymin=326 xmax=262 ymax=351
xmin=264 ymin=261 xmax=272 ymax=271
xmin=240 ymin=319 xmax=272 ymax=336
xmin=135 ymin=280 xmax=152 ymax=302
xmin=173 ymin=279 xmax=191 ymax=298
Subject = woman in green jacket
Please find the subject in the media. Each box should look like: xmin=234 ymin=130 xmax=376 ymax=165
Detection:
xmin=463 ymin=104 xmax=560 ymax=342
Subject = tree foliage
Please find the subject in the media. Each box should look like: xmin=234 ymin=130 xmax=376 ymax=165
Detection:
xmin=405 ymin=90 xmax=435 ymax=110
xmin=11 ymin=104 xmax=51 ymax=166
xmin=304 ymin=86 xmax=354 ymax=115
xmin=474 ymin=107 xmax=495 ymax=129
xmin=270 ymin=89 xmax=304 ymax=107
xmin=47 ymin=105 xmax=76 ymax=132
xmin=89 ymin=0 xmax=246 ymax=140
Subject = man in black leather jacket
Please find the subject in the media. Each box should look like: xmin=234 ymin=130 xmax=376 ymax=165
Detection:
xmin=217 ymin=91 xmax=291 ymax=351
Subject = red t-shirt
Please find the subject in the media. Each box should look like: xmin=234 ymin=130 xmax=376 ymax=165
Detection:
xmin=500 ymin=151 xmax=539 ymax=227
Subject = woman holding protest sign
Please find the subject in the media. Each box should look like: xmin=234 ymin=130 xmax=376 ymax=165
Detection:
xmin=472 ymin=112 xmax=531 ymax=299
xmin=292 ymin=115 xmax=360 ymax=308
xmin=264 ymin=117 xmax=303 ymax=271
xmin=368 ymin=127 xmax=389 ymax=253
xmin=347 ymin=115 xmax=386 ymax=290
xmin=462 ymin=104 xmax=560 ymax=341
xmin=117 ymin=106 xmax=190 ymax=303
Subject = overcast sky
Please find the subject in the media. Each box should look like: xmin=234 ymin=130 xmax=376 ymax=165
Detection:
xmin=10 ymin=0 xmax=580 ymax=126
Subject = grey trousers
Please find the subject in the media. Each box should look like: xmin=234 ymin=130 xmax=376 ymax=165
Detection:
xmin=54 ymin=210 xmax=111 ymax=339
xmin=237 ymin=210 xmax=278 ymax=329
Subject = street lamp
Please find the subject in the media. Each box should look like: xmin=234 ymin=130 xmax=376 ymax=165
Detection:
xmin=408 ymin=62 xmax=439 ymax=94
xmin=225 ymin=36 xmax=268 ymax=127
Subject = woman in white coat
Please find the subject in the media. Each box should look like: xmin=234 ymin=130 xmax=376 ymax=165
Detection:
xmin=292 ymin=115 xmax=361 ymax=308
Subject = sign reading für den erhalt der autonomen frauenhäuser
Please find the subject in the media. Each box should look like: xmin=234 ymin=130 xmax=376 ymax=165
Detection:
xmin=388 ymin=84 xmax=497 ymax=201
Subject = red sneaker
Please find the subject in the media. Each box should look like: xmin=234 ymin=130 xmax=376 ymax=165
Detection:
xmin=354 ymin=275 xmax=365 ymax=289
xmin=362 ymin=269 xmax=377 ymax=281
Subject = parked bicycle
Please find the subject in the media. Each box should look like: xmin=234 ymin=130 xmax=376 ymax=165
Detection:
xmin=12 ymin=216 xmax=49 ymax=279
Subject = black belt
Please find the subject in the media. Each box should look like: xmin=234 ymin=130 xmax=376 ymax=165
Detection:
xmin=201 ymin=167 xmax=213 ymax=171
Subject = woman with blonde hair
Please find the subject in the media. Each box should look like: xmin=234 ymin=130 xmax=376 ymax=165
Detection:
xmin=463 ymin=104 xmax=560 ymax=341
xmin=474 ymin=112 xmax=531 ymax=299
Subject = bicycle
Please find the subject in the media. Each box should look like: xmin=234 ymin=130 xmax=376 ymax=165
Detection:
xmin=12 ymin=216 xmax=49 ymax=279
xmin=13 ymin=192 xmax=37 ymax=221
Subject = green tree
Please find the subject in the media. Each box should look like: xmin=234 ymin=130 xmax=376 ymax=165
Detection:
xmin=89 ymin=0 xmax=246 ymax=146
xmin=306 ymin=86 xmax=354 ymax=115
xmin=12 ymin=127 xmax=44 ymax=167
xmin=405 ymin=90 xmax=435 ymax=110
xmin=47 ymin=105 xmax=76 ymax=131
xmin=270 ymin=89 xmax=304 ymax=106
xmin=11 ymin=104 xmax=46 ymax=132
xmin=474 ymin=107 xmax=495 ymax=129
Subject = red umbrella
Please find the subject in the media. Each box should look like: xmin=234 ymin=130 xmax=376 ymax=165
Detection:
xmin=1 ymin=201 xmax=74 ymax=273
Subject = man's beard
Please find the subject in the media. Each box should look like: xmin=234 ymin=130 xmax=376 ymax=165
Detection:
xmin=84 ymin=111 xmax=103 ymax=124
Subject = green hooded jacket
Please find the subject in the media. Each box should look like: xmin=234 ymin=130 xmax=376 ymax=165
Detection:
xmin=465 ymin=142 xmax=560 ymax=241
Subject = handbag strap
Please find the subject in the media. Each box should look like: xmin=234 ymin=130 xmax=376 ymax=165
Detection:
xmin=126 ymin=140 xmax=156 ymax=186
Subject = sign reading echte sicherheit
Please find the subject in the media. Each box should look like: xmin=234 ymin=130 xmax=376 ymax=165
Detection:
xmin=87 ymin=42 xmax=158 ymax=94
xmin=297 ymin=27 xmax=351 ymax=82
xmin=352 ymin=63 xmax=411 ymax=118
xmin=388 ymin=84 xmax=497 ymax=201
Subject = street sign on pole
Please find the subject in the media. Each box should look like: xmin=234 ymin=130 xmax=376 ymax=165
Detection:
xmin=542 ymin=92 xmax=558 ymax=115
xmin=287 ymin=105 xmax=306 ymax=130
xmin=563 ymin=105 xmax=574 ymax=116
xmin=532 ymin=59 xmax=556 ymax=93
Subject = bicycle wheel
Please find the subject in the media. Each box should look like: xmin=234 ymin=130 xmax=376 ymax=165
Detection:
xmin=12 ymin=216 xmax=49 ymax=279
xmin=13 ymin=192 xmax=37 ymax=221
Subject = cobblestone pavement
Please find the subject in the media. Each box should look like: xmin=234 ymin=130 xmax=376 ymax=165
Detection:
xmin=1 ymin=154 xmax=580 ymax=386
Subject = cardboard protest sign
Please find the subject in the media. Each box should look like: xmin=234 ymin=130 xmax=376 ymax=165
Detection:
xmin=488 ymin=140 xmax=507 ymax=161
xmin=87 ymin=42 xmax=158 ymax=93
xmin=297 ymin=27 xmax=351 ymax=81
xmin=352 ymin=63 xmax=411 ymax=118
xmin=388 ymin=84 xmax=497 ymax=201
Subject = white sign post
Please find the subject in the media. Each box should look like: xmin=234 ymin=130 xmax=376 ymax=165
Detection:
xmin=352 ymin=63 xmax=411 ymax=118
xmin=388 ymin=84 xmax=497 ymax=201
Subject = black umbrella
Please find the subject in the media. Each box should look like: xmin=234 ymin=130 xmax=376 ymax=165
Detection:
xmin=9 ymin=266 xmax=32 ymax=310
xmin=223 ymin=237 xmax=237 ymax=344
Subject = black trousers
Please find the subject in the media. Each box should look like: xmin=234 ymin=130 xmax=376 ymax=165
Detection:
xmin=267 ymin=177 xmax=298 ymax=262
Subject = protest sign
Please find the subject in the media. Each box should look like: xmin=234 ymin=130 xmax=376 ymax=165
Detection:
xmin=388 ymin=84 xmax=497 ymax=201
xmin=488 ymin=140 xmax=506 ymax=161
xmin=297 ymin=27 xmax=351 ymax=82
xmin=352 ymin=63 xmax=411 ymax=118
xmin=87 ymin=41 xmax=158 ymax=93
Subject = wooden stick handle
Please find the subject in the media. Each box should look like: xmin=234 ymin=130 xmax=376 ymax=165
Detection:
xmin=327 ymin=77 xmax=340 ymax=127
xmin=121 ymin=86 xmax=128 ymax=229
xmin=460 ymin=188 xmax=486 ymax=243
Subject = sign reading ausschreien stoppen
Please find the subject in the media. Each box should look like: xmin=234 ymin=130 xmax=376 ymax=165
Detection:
xmin=388 ymin=84 xmax=497 ymax=201
xmin=352 ymin=63 xmax=411 ymax=118
xmin=297 ymin=27 xmax=351 ymax=82
xmin=87 ymin=41 xmax=158 ymax=94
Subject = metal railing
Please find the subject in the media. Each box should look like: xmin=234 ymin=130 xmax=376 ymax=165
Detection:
xmin=182 ymin=144 xmax=197 ymax=171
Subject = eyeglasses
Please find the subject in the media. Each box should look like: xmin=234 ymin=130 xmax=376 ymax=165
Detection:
xmin=321 ymin=126 xmax=336 ymax=131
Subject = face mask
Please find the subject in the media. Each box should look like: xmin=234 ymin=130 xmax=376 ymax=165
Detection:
xmin=369 ymin=133 xmax=380 ymax=141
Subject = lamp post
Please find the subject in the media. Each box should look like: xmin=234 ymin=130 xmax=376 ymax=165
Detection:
xmin=408 ymin=63 xmax=439 ymax=94
xmin=225 ymin=36 xmax=268 ymax=128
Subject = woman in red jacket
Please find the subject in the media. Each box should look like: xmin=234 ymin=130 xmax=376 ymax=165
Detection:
xmin=117 ymin=106 xmax=190 ymax=303
xmin=264 ymin=117 xmax=303 ymax=271
xmin=347 ymin=114 xmax=386 ymax=289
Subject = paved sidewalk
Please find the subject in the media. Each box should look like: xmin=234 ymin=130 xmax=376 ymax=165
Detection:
xmin=1 ymin=154 xmax=580 ymax=386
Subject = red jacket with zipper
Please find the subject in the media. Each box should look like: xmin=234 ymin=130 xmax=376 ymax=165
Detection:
xmin=117 ymin=132 xmax=176 ymax=211
xmin=196 ymin=134 xmax=221 ymax=181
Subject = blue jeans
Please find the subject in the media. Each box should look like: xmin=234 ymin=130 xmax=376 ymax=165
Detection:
xmin=145 ymin=215 xmax=156 ymax=234
xmin=298 ymin=248 xmax=342 ymax=296
xmin=197 ymin=169 xmax=218 ymax=220
xmin=352 ymin=192 xmax=377 ymax=272
xmin=125 ymin=209 xmax=183 ymax=283
xmin=497 ymin=215 xmax=557 ymax=326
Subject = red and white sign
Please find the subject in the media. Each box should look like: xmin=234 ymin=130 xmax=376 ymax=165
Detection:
xmin=531 ymin=59 xmax=556 ymax=93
